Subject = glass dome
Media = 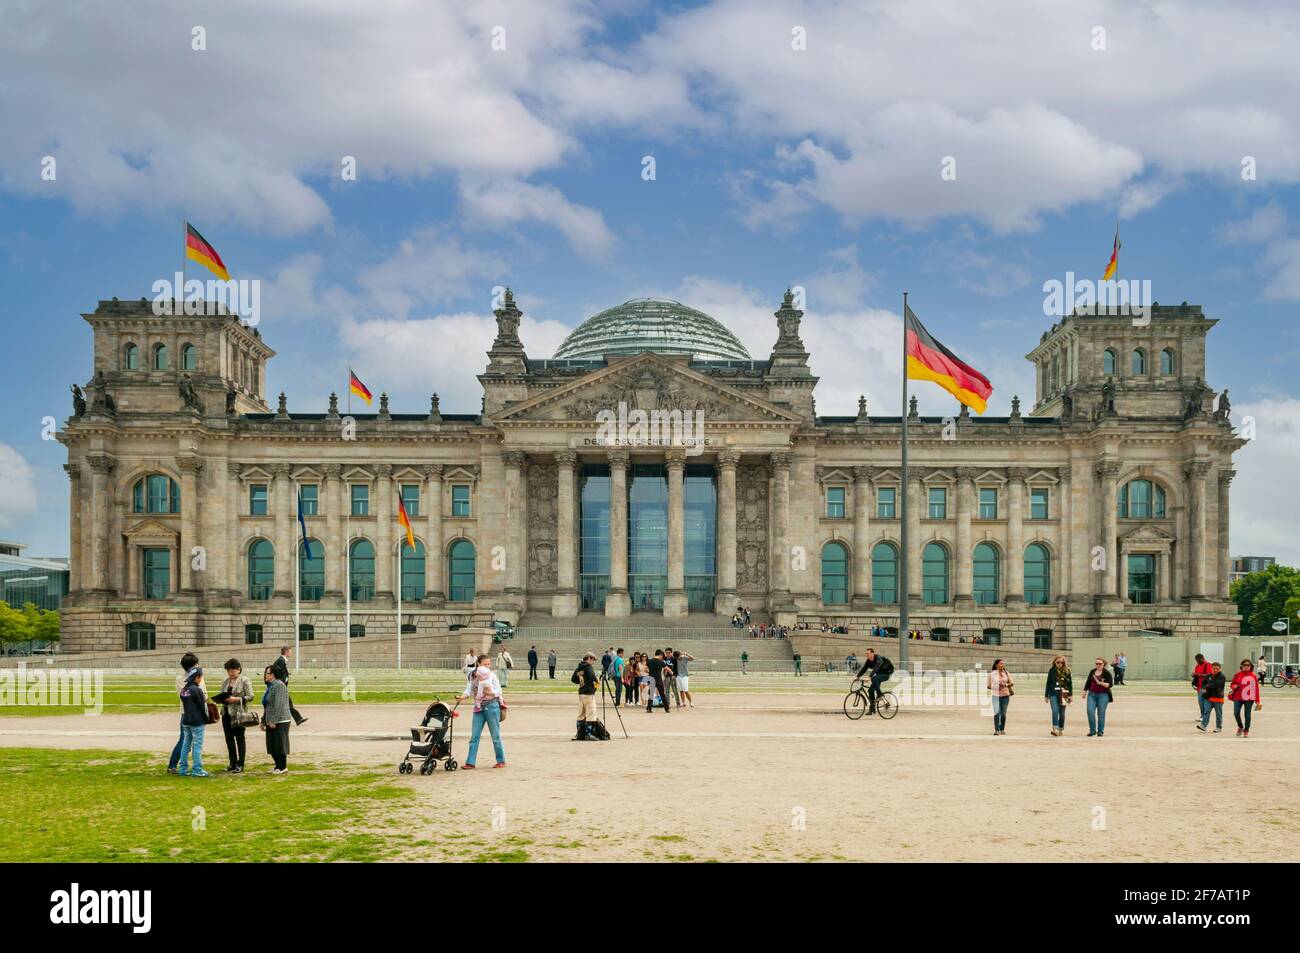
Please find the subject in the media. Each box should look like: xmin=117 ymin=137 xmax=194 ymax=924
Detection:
xmin=553 ymin=298 xmax=751 ymax=361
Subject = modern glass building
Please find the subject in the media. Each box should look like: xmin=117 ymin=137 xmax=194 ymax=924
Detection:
xmin=0 ymin=543 xmax=69 ymax=613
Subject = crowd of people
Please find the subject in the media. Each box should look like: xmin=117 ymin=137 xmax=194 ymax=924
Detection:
xmin=167 ymin=646 xmax=307 ymax=777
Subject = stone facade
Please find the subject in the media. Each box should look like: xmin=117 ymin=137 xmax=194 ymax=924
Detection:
xmin=58 ymin=291 xmax=1243 ymax=654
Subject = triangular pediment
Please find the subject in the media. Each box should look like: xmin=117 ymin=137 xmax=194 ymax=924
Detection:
xmin=1119 ymin=523 xmax=1175 ymax=543
xmin=497 ymin=354 xmax=802 ymax=424
xmin=123 ymin=518 xmax=179 ymax=543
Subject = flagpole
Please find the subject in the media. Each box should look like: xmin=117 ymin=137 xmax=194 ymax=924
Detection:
xmin=180 ymin=217 xmax=187 ymax=315
xmin=899 ymin=292 xmax=910 ymax=669
xmin=294 ymin=482 xmax=301 ymax=673
xmin=396 ymin=538 xmax=403 ymax=672
xmin=345 ymin=511 xmax=351 ymax=672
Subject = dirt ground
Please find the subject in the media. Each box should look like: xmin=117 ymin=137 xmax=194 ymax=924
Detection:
xmin=4 ymin=688 xmax=1298 ymax=862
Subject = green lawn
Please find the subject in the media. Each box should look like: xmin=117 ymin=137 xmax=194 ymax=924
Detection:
xmin=0 ymin=748 xmax=414 ymax=862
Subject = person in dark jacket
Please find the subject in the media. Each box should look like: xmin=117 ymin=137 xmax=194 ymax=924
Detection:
xmin=270 ymin=646 xmax=307 ymax=726
xmin=1044 ymin=656 xmax=1073 ymax=736
xmin=856 ymin=648 xmax=895 ymax=714
xmin=1083 ymin=658 xmax=1114 ymax=737
xmin=646 ymin=649 xmax=671 ymax=713
xmin=261 ymin=665 xmax=292 ymax=773
xmin=572 ymin=653 xmax=599 ymax=739
xmin=1191 ymin=653 xmax=1213 ymax=724
xmin=216 ymin=658 xmax=254 ymax=772
xmin=547 ymin=649 xmax=557 ymax=679
xmin=527 ymin=645 xmax=539 ymax=680
xmin=176 ymin=665 xmax=210 ymax=777
xmin=1197 ymin=662 xmax=1226 ymax=733
xmin=167 ymin=652 xmax=199 ymax=773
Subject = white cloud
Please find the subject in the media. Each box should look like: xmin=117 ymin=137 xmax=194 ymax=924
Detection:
xmin=0 ymin=444 xmax=39 ymax=534
xmin=1216 ymin=204 xmax=1300 ymax=300
xmin=1229 ymin=398 xmax=1300 ymax=564
xmin=1219 ymin=204 xmax=1287 ymax=245
xmin=458 ymin=179 xmax=616 ymax=258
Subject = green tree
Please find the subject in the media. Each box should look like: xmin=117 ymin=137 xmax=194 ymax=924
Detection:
xmin=0 ymin=600 xmax=33 ymax=647
xmin=1230 ymin=564 xmax=1300 ymax=635
xmin=20 ymin=602 xmax=60 ymax=645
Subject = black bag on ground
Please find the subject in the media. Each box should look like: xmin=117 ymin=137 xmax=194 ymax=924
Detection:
xmin=586 ymin=720 xmax=610 ymax=741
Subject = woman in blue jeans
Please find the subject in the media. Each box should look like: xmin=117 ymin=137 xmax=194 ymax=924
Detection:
xmin=459 ymin=654 xmax=506 ymax=769
xmin=1044 ymin=656 xmax=1073 ymax=736
xmin=176 ymin=665 xmax=210 ymax=777
xmin=1083 ymin=657 xmax=1114 ymax=737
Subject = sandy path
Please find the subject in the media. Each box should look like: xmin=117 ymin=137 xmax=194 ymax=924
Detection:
xmin=4 ymin=691 xmax=1298 ymax=862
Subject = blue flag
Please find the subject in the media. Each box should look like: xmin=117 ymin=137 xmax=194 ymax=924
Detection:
xmin=297 ymin=487 xmax=314 ymax=560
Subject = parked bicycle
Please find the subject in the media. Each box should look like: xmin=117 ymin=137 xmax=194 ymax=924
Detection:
xmin=843 ymin=677 xmax=899 ymax=720
xmin=1270 ymin=669 xmax=1300 ymax=689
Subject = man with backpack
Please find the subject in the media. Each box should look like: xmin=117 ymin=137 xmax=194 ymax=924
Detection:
xmin=572 ymin=652 xmax=601 ymax=740
xmin=856 ymin=648 xmax=895 ymax=715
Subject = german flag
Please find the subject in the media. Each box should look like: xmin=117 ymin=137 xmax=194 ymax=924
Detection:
xmin=397 ymin=495 xmax=416 ymax=551
xmin=905 ymin=303 xmax=993 ymax=414
xmin=185 ymin=222 xmax=231 ymax=281
xmin=1101 ymin=224 xmax=1120 ymax=281
xmin=349 ymin=369 xmax=373 ymax=405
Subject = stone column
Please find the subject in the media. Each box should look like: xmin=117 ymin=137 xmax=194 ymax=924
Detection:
xmin=423 ymin=464 xmax=445 ymax=605
xmin=1185 ymin=460 xmax=1210 ymax=598
xmin=906 ymin=470 xmax=923 ymax=607
xmin=502 ymin=452 xmax=525 ymax=597
xmin=552 ymin=452 xmax=579 ymax=617
xmin=224 ymin=462 xmax=242 ymax=595
xmin=954 ymin=468 xmax=976 ymax=608
xmin=664 ymin=449 xmax=688 ymax=618
xmin=605 ymin=450 xmax=631 ymax=617
xmin=87 ymin=454 xmax=115 ymax=591
xmin=1096 ymin=460 xmax=1121 ymax=605
xmin=769 ymin=452 xmax=791 ymax=600
xmin=1217 ymin=469 xmax=1234 ymax=600
xmin=851 ymin=466 xmax=874 ymax=608
xmin=127 ymin=542 xmax=140 ymax=597
xmin=64 ymin=464 xmax=82 ymax=592
xmin=323 ymin=464 xmax=342 ymax=598
xmin=273 ymin=463 xmax=293 ymax=599
xmin=375 ymin=464 xmax=394 ymax=601
xmin=1005 ymin=467 xmax=1028 ymax=605
xmin=1159 ymin=550 xmax=1172 ymax=602
xmin=178 ymin=455 xmax=202 ymax=593
xmin=714 ymin=450 xmax=740 ymax=614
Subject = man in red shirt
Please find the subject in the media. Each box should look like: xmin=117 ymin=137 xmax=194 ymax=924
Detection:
xmin=1191 ymin=653 xmax=1215 ymax=725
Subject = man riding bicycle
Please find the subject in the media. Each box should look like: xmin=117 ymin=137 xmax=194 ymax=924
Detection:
xmin=855 ymin=648 xmax=895 ymax=714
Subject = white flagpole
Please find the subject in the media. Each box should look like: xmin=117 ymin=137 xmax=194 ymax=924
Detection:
xmin=345 ymin=511 xmax=352 ymax=672
xmin=294 ymin=482 xmax=301 ymax=673
xmin=396 ymin=541 xmax=403 ymax=671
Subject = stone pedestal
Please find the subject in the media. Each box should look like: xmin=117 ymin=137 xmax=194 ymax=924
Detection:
xmin=662 ymin=589 xmax=689 ymax=619
xmin=605 ymin=589 xmax=631 ymax=618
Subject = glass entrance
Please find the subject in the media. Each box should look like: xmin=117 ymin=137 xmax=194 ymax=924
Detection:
xmin=579 ymin=465 xmax=610 ymax=610
xmin=628 ymin=464 xmax=667 ymax=610
xmin=684 ymin=465 xmax=717 ymax=609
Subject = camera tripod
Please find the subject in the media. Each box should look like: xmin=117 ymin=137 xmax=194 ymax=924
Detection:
xmin=599 ymin=673 xmax=629 ymax=739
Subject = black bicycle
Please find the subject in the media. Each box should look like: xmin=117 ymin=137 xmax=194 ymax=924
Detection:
xmin=843 ymin=677 xmax=899 ymax=720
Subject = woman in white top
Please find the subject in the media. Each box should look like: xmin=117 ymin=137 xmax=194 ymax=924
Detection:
xmin=458 ymin=654 xmax=506 ymax=768
xmin=987 ymin=659 xmax=1014 ymax=736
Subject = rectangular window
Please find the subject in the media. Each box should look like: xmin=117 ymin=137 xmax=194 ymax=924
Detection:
xmin=142 ymin=548 xmax=170 ymax=600
xmin=451 ymin=484 xmax=471 ymax=517
xmin=249 ymin=484 xmax=268 ymax=516
xmin=1030 ymin=487 xmax=1049 ymax=520
xmin=1128 ymin=554 xmax=1156 ymax=604
xmin=126 ymin=623 xmax=155 ymax=652
xmin=928 ymin=487 xmax=947 ymax=519
xmin=401 ymin=483 xmax=420 ymax=517
xmin=244 ymin=624 xmax=263 ymax=645
xmin=978 ymin=488 xmax=998 ymax=520
xmin=299 ymin=483 xmax=318 ymax=516
xmin=826 ymin=486 xmax=845 ymax=519
xmin=351 ymin=484 xmax=369 ymax=516
xmin=876 ymin=487 xmax=896 ymax=519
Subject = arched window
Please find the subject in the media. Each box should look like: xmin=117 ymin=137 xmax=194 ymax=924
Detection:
xmin=1131 ymin=348 xmax=1146 ymax=375
xmin=1102 ymin=348 xmax=1116 ymax=375
xmin=124 ymin=343 xmax=139 ymax=370
xmin=982 ymin=627 xmax=1002 ymax=646
xmin=181 ymin=343 xmax=197 ymax=370
xmin=1118 ymin=479 xmax=1166 ymax=519
xmin=1159 ymin=348 xmax=1175 ymax=375
xmin=248 ymin=539 xmax=274 ymax=600
xmin=299 ymin=539 xmax=323 ymax=600
xmin=448 ymin=539 xmax=476 ymax=602
xmin=133 ymin=474 xmax=180 ymax=513
xmin=922 ymin=542 xmax=949 ymax=605
xmin=1024 ymin=543 xmax=1051 ymax=606
xmin=973 ymin=542 xmax=1000 ymax=605
xmin=349 ymin=539 xmax=375 ymax=602
xmin=820 ymin=542 xmax=849 ymax=605
xmin=126 ymin=622 xmax=155 ymax=651
xmin=871 ymin=542 xmax=899 ymax=605
xmin=153 ymin=343 xmax=169 ymax=370
xmin=401 ymin=539 xmax=426 ymax=602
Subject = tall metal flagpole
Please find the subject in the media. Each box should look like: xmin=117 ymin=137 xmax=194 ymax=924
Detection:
xmin=294 ymin=482 xmax=301 ymax=673
xmin=899 ymin=292 xmax=910 ymax=669
xmin=180 ymin=217 xmax=187 ymax=316
xmin=396 ymin=536 xmax=403 ymax=671
xmin=345 ymin=379 xmax=351 ymax=671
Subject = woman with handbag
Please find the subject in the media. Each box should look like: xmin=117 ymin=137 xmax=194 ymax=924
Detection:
xmin=987 ymin=659 xmax=1014 ymax=735
xmin=261 ymin=665 xmax=292 ymax=774
xmin=1044 ymin=655 xmax=1073 ymax=736
xmin=219 ymin=658 xmax=255 ymax=773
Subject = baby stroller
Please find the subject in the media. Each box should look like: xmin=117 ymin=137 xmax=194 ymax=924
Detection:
xmin=398 ymin=697 xmax=461 ymax=775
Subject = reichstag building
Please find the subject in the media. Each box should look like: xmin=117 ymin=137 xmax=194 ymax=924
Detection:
xmin=58 ymin=290 xmax=1243 ymax=653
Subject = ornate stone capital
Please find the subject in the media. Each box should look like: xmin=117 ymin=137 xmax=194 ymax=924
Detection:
xmin=769 ymin=452 xmax=792 ymax=472
xmin=375 ymin=463 xmax=393 ymax=478
xmin=1094 ymin=460 xmax=1121 ymax=480
xmin=716 ymin=449 xmax=741 ymax=470
xmin=665 ymin=449 xmax=687 ymax=471
xmin=421 ymin=463 xmax=444 ymax=480
xmin=955 ymin=466 xmax=978 ymax=483
xmin=86 ymin=453 xmax=115 ymax=475
xmin=1183 ymin=460 xmax=1212 ymax=480
xmin=227 ymin=461 xmax=244 ymax=479
xmin=551 ymin=450 xmax=577 ymax=469
xmin=1218 ymin=467 xmax=1236 ymax=487
xmin=1006 ymin=466 xmax=1031 ymax=483
xmin=853 ymin=465 xmax=874 ymax=485
xmin=273 ymin=463 xmax=292 ymax=479
xmin=323 ymin=463 xmax=342 ymax=480
xmin=607 ymin=449 xmax=630 ymax=469
xmin=63 ymin=462 xmax=82 ymax=482
xmin=501 ymin=450 xmax=526 ymax=469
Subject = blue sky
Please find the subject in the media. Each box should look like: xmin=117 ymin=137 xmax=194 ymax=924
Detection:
xmin=2 ymin=0 xmax=1299 ymax=561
